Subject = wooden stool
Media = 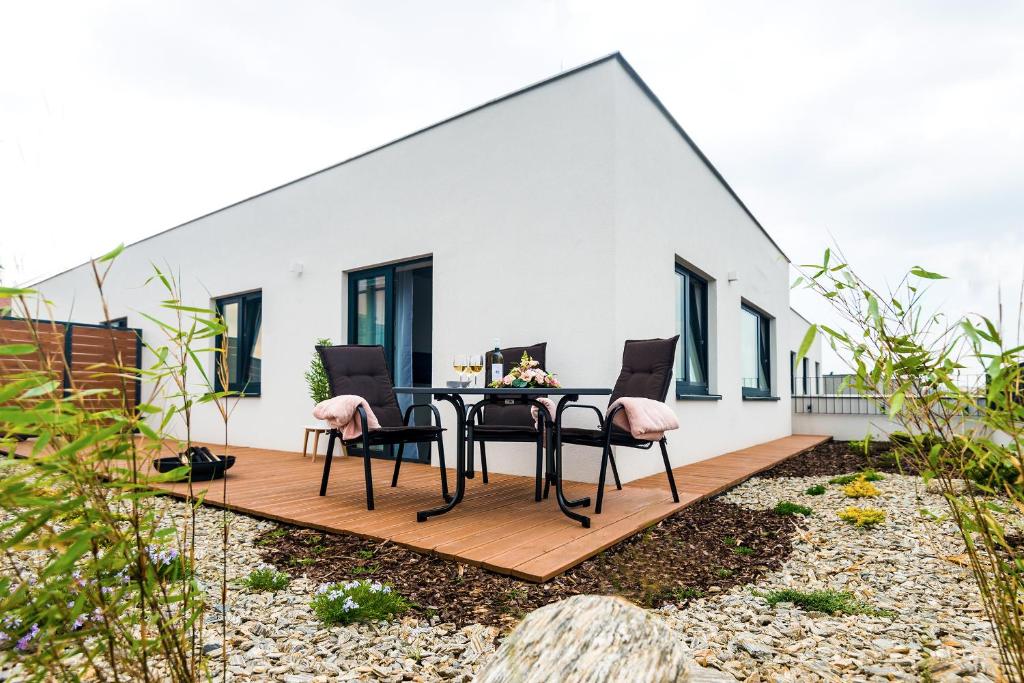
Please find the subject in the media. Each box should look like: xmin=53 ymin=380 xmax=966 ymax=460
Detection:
xmin=302 ymin=425 xmax=331 ymax=462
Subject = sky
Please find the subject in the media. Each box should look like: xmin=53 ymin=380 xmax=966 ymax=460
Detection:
xmin=1 ymin=1 xmax=1022 ymax=371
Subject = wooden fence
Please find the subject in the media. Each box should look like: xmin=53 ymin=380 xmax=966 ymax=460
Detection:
xmin=0 ymin=318 xmax=142 ymax=412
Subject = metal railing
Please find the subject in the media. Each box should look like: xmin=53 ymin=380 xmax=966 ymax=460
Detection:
xmin=791 ymin=374 xmax=989 ymax=415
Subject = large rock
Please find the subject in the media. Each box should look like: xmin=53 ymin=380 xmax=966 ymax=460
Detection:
xmin=475 ymin=595 xmax=712 ymax=683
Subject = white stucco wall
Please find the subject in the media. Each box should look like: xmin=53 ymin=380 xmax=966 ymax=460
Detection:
xmin=30 ymin=57 xmax=809 ymax=483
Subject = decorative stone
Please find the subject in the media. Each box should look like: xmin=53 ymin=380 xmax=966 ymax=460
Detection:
xmin=475 ymin=595 xmax=693 ymax=683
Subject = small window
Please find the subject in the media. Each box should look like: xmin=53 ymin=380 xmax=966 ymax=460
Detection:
xmin=790 ymin=351 xmax=797 ymax=394
xmin=215 ymin=291 xmax=262 ymax=395
xmin=815 ymin=362 xmax=821 ymax=394
xmin=674 ymin=265 xmax=709 ymax=395
xmin=802 ymin=357 xmax=809 ymax=395
xmin=103 ymin=317 xmax=128 ymax=328
xmin=741 ymin=304 xmax=771 ymax=397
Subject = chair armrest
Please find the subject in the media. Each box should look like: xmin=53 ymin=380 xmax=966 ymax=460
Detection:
xmin=561 ymin=403 xmax=606 ymax=429
xmin=402 ymin=402 xmax=444 ymax=428
xmin=356 ymin=404 xmax=371 ymax=437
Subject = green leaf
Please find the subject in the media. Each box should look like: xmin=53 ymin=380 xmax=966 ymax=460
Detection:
xmin=0 ymin=286 xmax=36 ymax=296
xmin=888 ymin=390 xmax=905 ymax=417
xmin=22 ymin=379 xmax=60 ymax=398
xmin=794 ymin=325 xmax=818 ymax=365
xmin=0 ymin=343 xmax=37 ymax=356
xmin=909 ymin=266 xmax=946 ymax=280
xmin=98 ymin=243 xmax=125 ymax=262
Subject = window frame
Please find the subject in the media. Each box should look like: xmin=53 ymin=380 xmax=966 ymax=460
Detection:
xmin=815 ymin=361 xmax=821 ymax=394
xmin=802 ymin=357 xmax=809 ymax=395
xmin=102 ymin=316 xmax=128 ymax=329
xmin=214 ymin=290 xmax=263 ymax=396
xmin=674 ymin=264 xmax=710 ymax=397
xmin=740 ymin=303 xmax=772 ymax=398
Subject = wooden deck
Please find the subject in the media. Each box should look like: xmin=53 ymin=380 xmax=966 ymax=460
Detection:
xmin=132 ymin=433 xmax=827 ymax=582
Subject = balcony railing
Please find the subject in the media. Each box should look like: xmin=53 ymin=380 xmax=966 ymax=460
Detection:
xmin=790 ymin=374 xmax=990 ymax=416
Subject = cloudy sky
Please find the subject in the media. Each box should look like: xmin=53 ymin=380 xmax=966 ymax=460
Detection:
xmin=2 ymin=1 xmax=1021 ymax=369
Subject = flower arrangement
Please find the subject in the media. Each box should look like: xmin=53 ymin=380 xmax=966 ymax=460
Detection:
xmin=488 ymin=351 xmax=560 ymax=389
xmin=310 ymin=579 xmax=408 ymax=625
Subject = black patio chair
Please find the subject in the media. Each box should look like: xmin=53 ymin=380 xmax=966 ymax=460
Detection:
xmin=468 ymin=342 xmax=548 ymax=501
xmin=316 ymin=344 xmax=448 ymax=510
xmin=557 ymin=336 xmax=681 ymax=513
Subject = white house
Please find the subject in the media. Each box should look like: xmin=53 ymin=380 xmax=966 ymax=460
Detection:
xmin=31 ymin=53 xmax=821 ymax=483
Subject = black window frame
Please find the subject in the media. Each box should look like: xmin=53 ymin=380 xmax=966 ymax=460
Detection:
xmin=741 ymin=304 xmax=772 ymax=398
xmin=815 ymin=361 xmax=821 ymax=394
xmin=214 ymin=290 xmax=262 ymax=396
xmin=674 ymin=264 xmax=710 ymax=396
xmin=802 ymin=357 xmax=809 ymax=395
xmin=102 ymin=316 xmax=128 ymax=329
xmin=790 ymin=351 xmax=797 ymax=394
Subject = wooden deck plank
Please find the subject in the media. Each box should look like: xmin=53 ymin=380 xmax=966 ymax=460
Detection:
xmin=10 ymin=433 xmax=829 ymax=582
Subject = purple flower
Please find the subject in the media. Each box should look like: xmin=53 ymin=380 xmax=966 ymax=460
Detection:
xmin=16 ymin=623 xmax=39 ymax=651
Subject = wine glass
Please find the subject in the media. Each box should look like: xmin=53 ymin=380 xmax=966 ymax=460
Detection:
xmin=467 ymin=353 xmax=484 ymax=387
xmin=452 ymin=353 xmax=467 ymax=385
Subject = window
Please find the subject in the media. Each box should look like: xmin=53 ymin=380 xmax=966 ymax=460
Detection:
xmin=815 ymin=362 xmax=821 ymax=394
xmin=790 ymin=351 xmax=797 ymax=393
xmin=802 ymin=357 xmax=809 ymax=395
xmin=214 ymin=290 xmax=262 ymax=395
xmin=674 ymin=265 xmax=709 ymax=395
xmin=103 ymin=317 xmax=128 ymax=328
xmin=741 ymin=304 xmax=771 ymax=397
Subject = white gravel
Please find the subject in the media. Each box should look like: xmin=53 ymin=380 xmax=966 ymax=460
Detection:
xmin=658 ymin=473 xmax=1002 ymax=682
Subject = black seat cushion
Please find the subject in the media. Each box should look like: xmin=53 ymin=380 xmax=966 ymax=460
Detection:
xmin=343 ymin=424 xmax=443 ymax=445
xmin=559 ymin=426 xmax=650 ymax=448
xmin=471 ymin=423 xmax=540 ymax=443
xmin=609 ymin=337 xmax=680 ymax=405
xmin=483 ymin=342 xmax=547 ymax=429
xmin=316 ymin=344 xmax=404 ymax=427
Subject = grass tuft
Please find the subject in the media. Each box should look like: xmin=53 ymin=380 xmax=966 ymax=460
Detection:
xmin=241 ymin=566 xmax=290 ymax=592
xmin=774 ymin=501 xmax=813 ymax=516
xmin=759 ymin=588 xmax=891 ymax=616
xmin=673 ymin=586 xmax=706 ymax=601
xmin=804 ymin=484 xmax=827 ymax=496
xmin=829 ymin=469 xmax=885 ymax=485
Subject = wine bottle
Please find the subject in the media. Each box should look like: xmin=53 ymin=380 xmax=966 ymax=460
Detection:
xmin=489 ymin=339 xmax=504 ymax=384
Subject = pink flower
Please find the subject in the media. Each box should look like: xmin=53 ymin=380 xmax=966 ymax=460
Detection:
xmin=502 ymin=375 xmax=513 ymax=386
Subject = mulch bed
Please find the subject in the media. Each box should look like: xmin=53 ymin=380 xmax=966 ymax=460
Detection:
xmin=758 ymin=439 xmax=921 ymax=478
xmin=256 ymin=498 xmax=797 ymax=630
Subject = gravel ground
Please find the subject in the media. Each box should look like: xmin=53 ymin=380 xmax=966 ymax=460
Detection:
xmin=183 ymin=505 xmax=498 ymax=682
xmin=2 ymin=447 xmax=1007 ymax=682
xmin=660 ymin=472 xmax=1001 ymax=682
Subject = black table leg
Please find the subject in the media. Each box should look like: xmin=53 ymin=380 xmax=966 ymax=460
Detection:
xmin=417 ymin=393 xmax=466 ymax=522
xmin=552 ymin=395 xmax=591 ymax=528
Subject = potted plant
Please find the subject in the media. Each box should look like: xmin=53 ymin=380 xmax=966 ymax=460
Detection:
xmin=305 ymin=339 xmax=332 ymax=426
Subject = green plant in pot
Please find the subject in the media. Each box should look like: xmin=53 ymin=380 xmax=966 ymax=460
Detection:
xmin=305 ymin=338 xmax=332 ymax=414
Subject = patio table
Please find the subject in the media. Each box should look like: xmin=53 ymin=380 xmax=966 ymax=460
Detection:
xmin=393 ymin=387 xmax=612 ymax=528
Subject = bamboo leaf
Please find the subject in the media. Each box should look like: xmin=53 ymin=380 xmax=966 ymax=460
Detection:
xmin=795 ymin=325 xmax=818 ymax=365
xmin=0 ymin=343 xmax=37 ymax=356
xmin=98 ymin=243 xmax=125 ymax=262
xmin=909 ymin=266 xmax=946 ymax=280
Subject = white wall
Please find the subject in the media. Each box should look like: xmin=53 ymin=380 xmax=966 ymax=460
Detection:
xmin=603 ymin=64 xmax=812 ymax=480
xmin=31 ymin=58 xmax=807 ymax=483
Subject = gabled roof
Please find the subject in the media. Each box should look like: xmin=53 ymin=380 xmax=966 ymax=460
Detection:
xmin=35 ymin=52 xmax=786 ymax=285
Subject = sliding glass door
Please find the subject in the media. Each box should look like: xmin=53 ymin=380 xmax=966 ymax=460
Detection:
xmin=348 ymin=259 xmax=432 ymax=462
